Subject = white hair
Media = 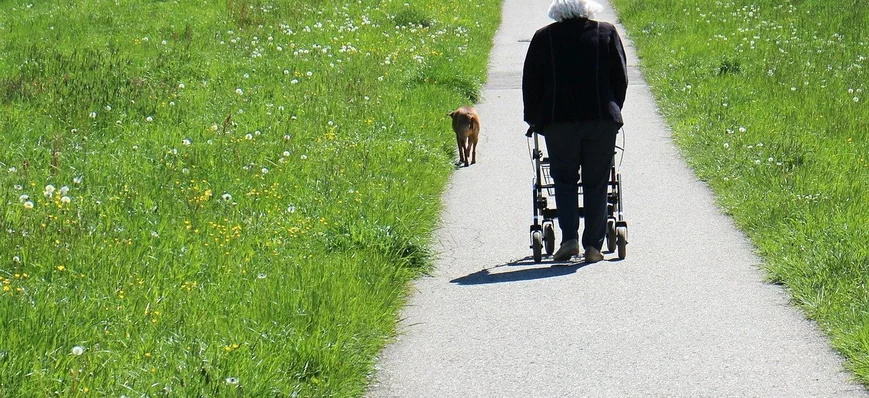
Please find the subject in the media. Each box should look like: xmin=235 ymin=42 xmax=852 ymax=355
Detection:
xmin=548 ymin=0 xmax=604 ymax=21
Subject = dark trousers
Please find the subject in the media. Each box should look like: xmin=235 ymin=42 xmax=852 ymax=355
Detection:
xmin=543 ymin=121 xmax=619 ymax=250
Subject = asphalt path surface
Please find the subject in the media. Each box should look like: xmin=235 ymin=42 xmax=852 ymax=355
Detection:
xmin=367 ymin=0 xmax=869 ymax=396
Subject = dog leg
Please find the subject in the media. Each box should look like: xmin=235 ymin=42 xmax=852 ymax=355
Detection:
xmin=456 ymin=136 xmax=467 ymax=166
xmin=470 ymin=138 xmax=477 ymax=165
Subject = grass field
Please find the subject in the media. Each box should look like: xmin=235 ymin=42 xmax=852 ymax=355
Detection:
xmin=611 ymin=0 xmax=869 ymax=383
xmin=0 ymin=0 xmax=501 ymax=395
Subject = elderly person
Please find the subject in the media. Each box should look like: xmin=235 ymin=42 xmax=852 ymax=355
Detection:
xmin=522 ymin=0 xmax=628 ymax=262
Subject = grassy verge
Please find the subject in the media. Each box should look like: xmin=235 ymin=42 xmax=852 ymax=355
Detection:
xmin=0 ymin=0 xmax=501 ymax=395
xmin=611 ymin=0 xmax=869 ymax=383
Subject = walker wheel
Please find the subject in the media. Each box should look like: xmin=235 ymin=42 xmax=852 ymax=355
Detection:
xmin=606 ymin=219 xmax=616 ymax=253
xmin=616 ymin=226 xmax=628 ymax=259
xmin=531 ymin=231 xmax=543 ymax=263
xmin=543 ymin=224 xmax=555 ymax=255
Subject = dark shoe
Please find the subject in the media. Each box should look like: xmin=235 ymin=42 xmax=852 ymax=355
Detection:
xmin=584 ymin=246 xmax=604 ymax=263
xmin=553 ymin=239 xmax=580 ymax=261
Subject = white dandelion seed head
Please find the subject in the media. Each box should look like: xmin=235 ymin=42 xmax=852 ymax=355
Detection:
xmin=287 ymin=205 xmax=296 ymax=213
xmin=723 ymin=143 xmax=730 ymax=149
xmin=151 ymin=231 xmax=159 ymax=237
xmin=261 ymin=167 xmax=269 ymax=174
xmin=300 ymin=154 xmax=308 ymax=160
xmin=8 ymin=167 xmax=17 ymax=173
xmin=44 ymin=184 xmax=55 ymax=194
xmin=290 ymin=79 xmax=299 ymax=84
xmin=211 ymin=124 xmax=219 ymax=132
xmin=146 ymin=116 xmax=154 ymax=122
xmin=89 ymin=112 xmax=97 ymax=119
xmin=225 ymin=377 xmax=239 ymax=385
xmin=222 ymin=193 xmax=232 ymax=201
xmin=71 ymin=346 xmax=84 ymax=356
xmin=59 ymin=186 xmax=70 ymax=195
xmin=257 ymin=273 xmax=266 ymax=279
xmin=19 ymin=194 xmax=30 ymax=203
xmin=60 ymin=196 xmax=71 ymax=204
xmin=73 ymin=176 xmax=83 ymax=184
xmin=235 ymin=88 xmax=244 ymax=95
xmin=254 ymin=130 xmax=261 ymax=136
xmin=105 ymin=105 xmax=112 ymax=111
xmin=738 ymin=126 xmax=746 ymax=133
xmin=12 ymin=256 xmax=20 ymax=263
xmin=182 ymin=138 xmax=192 ymax=146
xmin=23 ymin=201 xmax=34 ymax=209
xmin=245 ymin=133 xmax=253 ymax=140
xmin=283 ymin=135 xmax=291 ymax=141
xmin=306 ymin=71 xmax=313 ymax=77
xmin=179 ymin=83 xmax=185 ymax=89
xmin=283 ymin=151 xmax=291 ymax=157
xmin=854 ymin=96 xmax=860 ymax=103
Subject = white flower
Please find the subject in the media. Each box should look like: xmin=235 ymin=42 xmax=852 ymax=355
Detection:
xmin=19 ymin=194 xmax=30 ymax=202
xmin=44 ymin=185 xmax=55 ymax=194
xmin=12 ymin=256 xmax=20 ymax=263
xmin=71 ymin=346 xmax=84 ymax=356
xmin=261 ymin=167 xmax=269 ymax=174
xmin=254 ymin=130 xmax=261 ymax=136
xmin=169 ymin=101 xmax=175 ymax=106
xmin=854 ymin=96 xmax=860 ymax=103
xmin=60 ymin=196 xmax=71 ymax=204
xmin=23 ymin=201 xmax=34 ymax=209
xmin=284 ymin=69 xmax=290 ymax=75
xmin=245 ymin=133 xmax=253 ymax=140
xmin=290 ymin=79 xmax=299 ymax=84
xmin=161 ymin=40 xmax=167 ymax=45
xmin=283 ymin=151 xmax=291 ymax=157
xmin=287 ymin=205 xmax=296 ymax=213
xmin=146 ymin=116 xmax=154 ymax=122
xmin=59 ymin=186 xmax=70 ymax=195
xmin=306 ymin=71 xmax=313 ymax=77
xmin=211 ymin=124 xmax=219 ymax=132
xmin=283 ymin=135 xmax=291 ymax=141
xmin=222 ymin=193 xmax=232 ymax=201
xmin=235 ymin=88 xmax=244 ymax=95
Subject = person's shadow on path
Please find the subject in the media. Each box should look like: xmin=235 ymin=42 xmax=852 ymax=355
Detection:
xmin=450 ymin=257 xmax=594 ymax=285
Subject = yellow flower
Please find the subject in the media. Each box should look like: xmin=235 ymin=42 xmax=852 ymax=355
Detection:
xmin=57 ymin=265 xmax=66 ymax=271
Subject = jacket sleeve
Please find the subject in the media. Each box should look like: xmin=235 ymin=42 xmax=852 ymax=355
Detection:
xmin=523 ymin=29 xmax=546 ymax=126
xmin=609 ymin=27 xmax=628 ymax=110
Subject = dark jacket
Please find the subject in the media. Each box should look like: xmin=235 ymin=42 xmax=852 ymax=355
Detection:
xmin=522 ymin=18 xmax=628 ymax=129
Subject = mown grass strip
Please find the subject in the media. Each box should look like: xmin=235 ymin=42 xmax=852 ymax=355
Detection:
xmin=0 ymin=0 xmax=501 ymax=395
xmin=611 ymin=0 xmax=869 ymax=383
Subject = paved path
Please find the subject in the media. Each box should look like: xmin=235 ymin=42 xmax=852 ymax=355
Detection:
xmin=367 ymin=0 xmax=869 ymax=396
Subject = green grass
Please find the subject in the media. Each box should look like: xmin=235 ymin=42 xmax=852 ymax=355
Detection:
xmin=612 ymin=0 xmax=869 ymax=383
xmin=0 ymin=0 xmax=501 ymax=395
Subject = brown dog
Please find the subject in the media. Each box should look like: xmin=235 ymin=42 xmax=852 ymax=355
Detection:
xmin=448 ymin=106 xmax=480 ymax=167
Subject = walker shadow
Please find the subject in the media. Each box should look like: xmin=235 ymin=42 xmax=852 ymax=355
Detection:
xmin=449 ymin=256 xmax=591 ymax=285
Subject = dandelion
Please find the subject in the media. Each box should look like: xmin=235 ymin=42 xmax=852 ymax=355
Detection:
xmin=182 ymin=138 xmax=192 ymax=146
xmin=71 ymin=346 xmax=84 ymax=356
xmin=89 ymin=112 xmax=97 ymax=119
xmin=8 ymin=167 xmax=17 ymax=173
xmin=59 ymin=186 xmax=69 ymax=195
xmin=235 ymin=88 xmax=244 ymax=95
xmin=179 ymin=83 xmax=185 ymax=89
xmin=73 ymin=176 xmax=83 ymax=184
xmin=245 ymin=133 xmax=253 ymax=140
xmin=222 ymin=193 xmax=232 ymax=201
xmin=306 ymin=71 xmax=313 ymax=77
xmin=151 ymin=231 xmax=159 ymax=238
xmin=283 ymin=151 xmax=291 ymax=157
xmin=12 ymin=256 xmax=20 ymax=263
xmin=261 ymin=167 xmax=269 ymax=175
xmin=738 ymin=126 xmax=746 ymax=133
xmin=854 ymin=96 xmax=860 ymax=103
xmin=146 ymin=116 xmax=154 ymax=122
xmin=300 ymin=154 xmax=308 ymax=160
xmin=19 ymin=194 xmax=29 ymax=203
xmin=287 ymin=204 xmax=296 ymax=213
xmin=257 ymin=273 xmax=266 ymax=279
xmin=105 ymin=105 xmax=112 ymax=111
xmin=284 ymin=69 xmax=290 ymax=75
xmin=225 ymin=377 xmax=239 ymax=385
xmin=283 ymin=135 xmax=291 ymax=141
xmin=57 ymin=265 xmax=65 ymax=271
xmin=60 ymin=196 xmax=71 ymax=204
xmin=14 ymin=184 xmax=22 ymax=190
xmin=290 ymin=79 xmax=299 ymax=84
xmin=723 ymin=143 xmax=730 ymax=149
